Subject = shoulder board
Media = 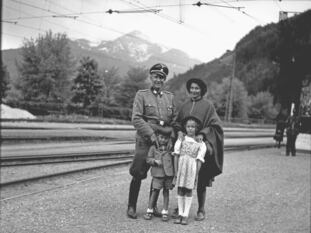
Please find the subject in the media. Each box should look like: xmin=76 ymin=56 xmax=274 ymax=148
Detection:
xmin=163 ymin=90 xmax=173 ymax=95
xmin=137 ymin=89 xmax=149 ymax=93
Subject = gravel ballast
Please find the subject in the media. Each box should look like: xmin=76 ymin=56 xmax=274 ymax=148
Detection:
xmin=0 ymin=148 xmax=310 ymax=233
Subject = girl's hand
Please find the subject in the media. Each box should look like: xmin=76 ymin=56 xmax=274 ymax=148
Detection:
xmin=171 ymin=176 xmax=177 ymax=189
xmin=194 ymin=179 xmax=198 ymax=189
xmin=166 ymin=138 xmax=173 ymax=151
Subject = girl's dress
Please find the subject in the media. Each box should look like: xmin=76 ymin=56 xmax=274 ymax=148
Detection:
xmin=174 ymin=135 xmax=206 ymax=189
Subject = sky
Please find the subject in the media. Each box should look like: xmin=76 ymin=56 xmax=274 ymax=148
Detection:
xmin=2 ymin=0 xmax=311 ymax=62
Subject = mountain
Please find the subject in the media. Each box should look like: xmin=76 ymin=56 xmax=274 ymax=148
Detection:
xmin=166 ymin=50 xmax=234 ymax=92
xmin=1 ymin=30 xmax=201 ymax=82
xmin=167 ymin=9 xmax=311 ymax=102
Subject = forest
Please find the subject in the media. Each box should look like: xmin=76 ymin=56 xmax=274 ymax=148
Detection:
xmin=1 ymin=10 xmax=310 ymax=122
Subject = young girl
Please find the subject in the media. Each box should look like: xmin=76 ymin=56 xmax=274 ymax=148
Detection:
xmin=172 ymin=116 xmax=207 ymax=225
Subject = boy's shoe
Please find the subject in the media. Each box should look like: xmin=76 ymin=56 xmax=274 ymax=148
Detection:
xmin=153 ymin=206 xmax=162 ymax=217
xmin=174 ymin=216 xmax=182 ymax=224
xmin=195 ymin=211 xmax=205 ymax=221
xmin=162 ymin=213 xmax=169 ymax=222
xmin=181 ymin=216 xmax=188 ymax=225
xmin=171 ymin=208 xmax=179 ymax=219
xmin=143 ymin=212 xmax=153 ymax=220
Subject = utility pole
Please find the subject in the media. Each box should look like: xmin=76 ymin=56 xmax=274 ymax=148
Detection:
xmin=225 ymin=51 xmax=236 ymax=122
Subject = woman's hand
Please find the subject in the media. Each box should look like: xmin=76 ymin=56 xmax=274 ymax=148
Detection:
xmin=196 ymin=134 xmax=204 ymax=143
xmin=178 ymin=131 xmax=184 ymax=141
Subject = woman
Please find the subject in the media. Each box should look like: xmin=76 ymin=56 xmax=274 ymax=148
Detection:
xmin=173 ymin=78 xmax=224 ymax=221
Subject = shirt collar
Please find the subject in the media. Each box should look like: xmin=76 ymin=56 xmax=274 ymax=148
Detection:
xmin=151 ymin=87 xmax=163 ymax=97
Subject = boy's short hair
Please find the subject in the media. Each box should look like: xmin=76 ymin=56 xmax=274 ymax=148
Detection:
xmin=156 ymin=130 xmax=170 ymax=137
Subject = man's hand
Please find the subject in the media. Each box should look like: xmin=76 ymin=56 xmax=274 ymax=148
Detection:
xmin=154 ymin=159 xmax=162 ymax=166
xmin=150 ymin=133 xmax=159 ymax=148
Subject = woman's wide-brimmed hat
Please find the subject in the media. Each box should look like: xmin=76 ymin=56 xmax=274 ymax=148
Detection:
xmin=181 ymin=115 xmax=202 ymax=131
xmin=186 ymin=78 xmax=207 ymax=96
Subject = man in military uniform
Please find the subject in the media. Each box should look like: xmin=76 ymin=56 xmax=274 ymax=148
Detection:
xmin=127 ymin=63 xmax=177 ymax=219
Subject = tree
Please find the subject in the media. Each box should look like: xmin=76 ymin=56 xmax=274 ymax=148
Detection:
xmin=101 ymin=67 xmax=121 ymax=106
xmin=207 ymin=78 xmax=248 ymax=120
xmin=248 ymin=92 xmax=278 ymax=120
xmin=16 ymin=30 xmax=75 ymax=102
xmin=115 ymin=67 xmax=149 ymax=108
xmin=1 ymin=65 xmax=10 ymax=101
xmin=71 ymin=57 xmax=103 ymax=108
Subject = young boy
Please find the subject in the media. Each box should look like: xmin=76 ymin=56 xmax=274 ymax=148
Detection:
xmin=143 ymin=131 xmax=175 ymax=221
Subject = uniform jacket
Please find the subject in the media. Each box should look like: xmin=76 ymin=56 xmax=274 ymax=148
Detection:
xmin=147 ymin=145 xmax=174 ymax=177
xmin=175 ymin=97 xmax=224 ymax=186
xmin=132 ymin=88 xmax=177 ymax=140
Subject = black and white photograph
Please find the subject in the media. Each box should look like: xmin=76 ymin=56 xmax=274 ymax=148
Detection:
xmin=1 ymin=0 xmax=311 ymax=232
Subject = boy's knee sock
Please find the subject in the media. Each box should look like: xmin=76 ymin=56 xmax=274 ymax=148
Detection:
xmin=177 ymin=195 xmax=184 ymax=216
xmin=183 ymin=196 xmax=193 ymax=217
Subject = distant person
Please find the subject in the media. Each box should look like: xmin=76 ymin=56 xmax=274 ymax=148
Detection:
xmin=172 ymin=116 xmax=206 ymax=225
xmin=127 ymin=63 xmax=177 ymax=219
xmin=274 ymin=111 xmax=287 ymax=148
xmin=172 ymin=78 xmax=224 ymax=221
xmin=285 ymin=112 xmax=301 ymax=156
xmin=143 ymin=131 xmax=175 ymax=222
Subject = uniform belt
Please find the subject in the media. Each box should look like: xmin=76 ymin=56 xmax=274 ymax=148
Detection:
xmin=147 ymin=119 xmax=166 ymax=126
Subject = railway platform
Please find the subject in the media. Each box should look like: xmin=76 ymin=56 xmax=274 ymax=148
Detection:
xmin=1 ymin=148 xmax=310 ymax=233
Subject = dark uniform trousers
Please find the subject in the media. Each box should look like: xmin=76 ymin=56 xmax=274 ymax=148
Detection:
xmin=128 ymin=136 xmax=151 ymax=208
xmin=286 ymin=132 xmax=297 ymax=156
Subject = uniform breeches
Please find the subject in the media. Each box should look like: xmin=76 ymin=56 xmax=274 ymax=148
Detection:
xmin=129 ymin=137 xmax=151 ymax=179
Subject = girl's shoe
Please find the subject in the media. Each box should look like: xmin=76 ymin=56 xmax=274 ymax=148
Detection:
xmin=181 ymin=217 xmax=188 ymax=225
xmin=162 ymin=213 xmax=169 ymax=222
xmin=174 ymin=216 xmax=182 ymax=224
xmin=143 ymin=212 xmax=153 ymax=220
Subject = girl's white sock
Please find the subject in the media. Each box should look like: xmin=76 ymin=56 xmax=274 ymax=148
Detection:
xmin=183 ymin=196 xmax=193 ymax=217
xmin=177 ymin=195 xmax=184 ymax=216
xmin=161 ymin=209 xmax=168 ymax=215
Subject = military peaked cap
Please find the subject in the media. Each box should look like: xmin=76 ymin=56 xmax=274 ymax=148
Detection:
xmin=149 ymin=63 xmax=169 ymax=79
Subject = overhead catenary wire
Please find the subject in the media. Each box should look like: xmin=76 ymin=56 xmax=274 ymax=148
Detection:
xmin=5 ymin=0 xmax=194 ymax=68
xmin=3 ymin=4 xmax=92 ymax=39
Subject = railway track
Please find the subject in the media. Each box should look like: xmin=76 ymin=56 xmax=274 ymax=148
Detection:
xmin=0 ymin=143 xmax=275 ymax=188
xmin=0 ymin=150 xmax=134 ymax=166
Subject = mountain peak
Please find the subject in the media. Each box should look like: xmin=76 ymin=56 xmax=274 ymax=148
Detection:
xmin=123 ymin=30 xmax=150 ymax=42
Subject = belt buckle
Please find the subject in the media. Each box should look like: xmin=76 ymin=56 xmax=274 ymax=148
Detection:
xmin=159 ymin=120 xmax=164 ymax=126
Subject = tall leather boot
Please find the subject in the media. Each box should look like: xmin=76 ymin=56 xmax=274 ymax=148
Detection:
xmin=127 ymin=177 xmax=141 ymax=219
